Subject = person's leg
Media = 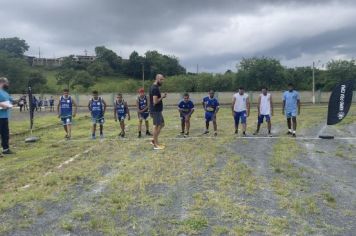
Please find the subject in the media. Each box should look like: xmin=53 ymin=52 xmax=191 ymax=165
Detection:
xmin=213 ymin=116 xmax=218 ymax=135
xmin=292 ymin=117 xmax=297 ymax=135
xmin=266 ymin=115 xmax=271 ymax=134
xmin=138 ymin=119 xmax=142 ymax=137
xmin=67 ymin=124 xmax=72 ymax=138
xmin=153 ymin=125 xmax=162 ymax=146
xmin=254 ymin=115 xmax=263 ymax=135
xmin=92 ymin=123 xmax=97 ymax=138
xmin=0 ymin=119 xmax=9 ymax=151
xmin=120 ymin=120 xmax=125 ymax=136
xmin=185 ymin=118 xmax=190 ymax=134
xmin=234 ymin=112 xmax=239 ymax=133
xmin=287 ymin=116 xmax=292 ymax=134
xmin=145 ymin=120 xmax=151 ymax=135
xmin=204 ymin=112 xmax=210 ymax=134
xmin=181 ymin=117 xmax=185 ymax=134
xmin=100 ymin=124 xmax=103 ymax=135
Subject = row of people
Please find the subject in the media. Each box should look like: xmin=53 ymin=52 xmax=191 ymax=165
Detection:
xmin=56 ymin=78 xmax=300 ymax=149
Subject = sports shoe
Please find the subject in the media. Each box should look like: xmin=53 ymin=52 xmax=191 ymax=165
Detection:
xmin=268 ymin=133 xmax=273 ymax=137
xmin=286 ymin=131 xmax=292 ymax=135
xmin=138 ymin=132 xmax=142 ymax=138
xmin=235 ymin=130 xmax=238 ymax=134
xmin=3 ymin=149 xmax=15 ymax=155
xmin=203 ymin=130 xmax=209 ymax=135
xmin=253 ymin=131 xmax=258 ymax=135
xmin=292 ymin=133 xmax=296 ymax=137
xmin=214 ymin=132 xmax=217 ymax=136
xmin=185 ymin=132 xmax=189 ymax=136
xmin=91 ymin=135 xmax=96 ymax=140
xmin=146 ymin=131 xmax=152 ymax=136
xmin=242 ymin=132 xmax=246 ymax=136
xmin=153 ymin=145 xmax=165 ymax=150
xmin=100 ymin=134 xmax=104 ymax=139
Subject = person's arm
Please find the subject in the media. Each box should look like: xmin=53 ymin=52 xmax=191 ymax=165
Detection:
xmin=178 ymin=102 xmax=183 ymax=114
xmin=189 ymin=103 xmax=195 ymax=116
xmin=257 ymin=96 xmax=261 ymax=116
xmin=215 ymin=100 xmax=220 ymax=115
xmin=153 ymin=94 xmax=166 ymax=105
xmin=202 ymin=99 xmax=206 ymax=111
xmin=270 ymin=95 xmax=274 ymax=116
xmin=297 ymin=99 xmax=301 ymax=115
xmin=72 ymin=98 xmax=78 ymax=117
xmin=125 ymin=102 xmax=131 ymax=120
xmin=136 ymin=99 xmax=141 ymax=113
xmin=114 ymin=102 xmax=117 ymax=121
xmin=231 ymin=96 xmax=236 ymax=116
xmin=102 ymin=99 xmax=107 ymax=115
xmin=282 ymin=93 xmax=285 ymax=114
xmin=246 ymin=97 xmax=250 ymax=117
xmin=88 ymin=100 xmax=91 ymax=111
xmin=57 ymin=98 xmax=61 ymax=117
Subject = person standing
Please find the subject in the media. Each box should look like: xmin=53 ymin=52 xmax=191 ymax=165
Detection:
xmin=282 ymin=83 xmax=301 ymax=137
xmin=88 ymin=91 xmax=106 ymax=139
xmin=202 ymin=90 xmax=220 ymax=136
xmin=149 ymin=74 xmax=166 ymax=150
xmin=57 ymin=89 xmax=77 ymax=139
xmin=18 ymin=96 xmax=24 ymax=112
xmin=178 ymin=93 xmax=195 ymax=136
xmin=136 ymin=88 xmax=152 ymax=138
xmin=232 ymin=87 xmax=250 ymax=136
xmin=253 ymin=87 xmax=273 ymax=136
xmin=114 ymin=93 xmax=130 ymax=138
xmin=0 ymin=77 xmax=14 ymax=156
xmin=49 ymin=96 xmax=55 ymax=112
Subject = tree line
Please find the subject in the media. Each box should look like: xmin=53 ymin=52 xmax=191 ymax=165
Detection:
xmin=1 ymin=37 xmax=355 ymax=93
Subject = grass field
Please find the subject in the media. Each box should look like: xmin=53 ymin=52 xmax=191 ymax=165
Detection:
xmin=0 ymin=105 xmax=355 ymax=235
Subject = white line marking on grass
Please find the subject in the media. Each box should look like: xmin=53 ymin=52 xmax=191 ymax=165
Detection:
xmin=41 ymin=136 xmax=356 ymax=143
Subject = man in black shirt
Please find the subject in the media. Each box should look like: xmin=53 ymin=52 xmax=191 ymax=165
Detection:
xmin=149 ymin=74 xmax=166 ymax=150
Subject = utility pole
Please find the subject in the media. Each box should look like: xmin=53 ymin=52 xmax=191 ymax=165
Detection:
xmin=312 ymin=61 xmax=315 ymax=104
xmin=142 ymin=63 xmax=145 ymax=90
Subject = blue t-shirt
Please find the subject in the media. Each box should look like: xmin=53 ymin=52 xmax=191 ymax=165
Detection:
xmin=203 ymin=96 xmax=219 ymax=112
xmin=283 ymin=90 xmax=300 ymax=111
xmin=0 ymin=89 xmax=11 ymax=118
xmin=90 ymin=97 xmax=104 ymax=119
xmin=59 ymin=96 xmax=73 ymax=118
xmin=178 ymin=100 xmax=194 ymax=113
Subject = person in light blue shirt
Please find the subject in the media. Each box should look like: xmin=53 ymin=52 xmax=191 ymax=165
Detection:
xmin=0 ymin=77 xmax=14 ymax=155
xmin=282 ymin=83 xmax=301 ymax=137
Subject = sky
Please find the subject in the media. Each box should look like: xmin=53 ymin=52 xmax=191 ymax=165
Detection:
xmin=1 ymin=0 xmax=356 ymax=72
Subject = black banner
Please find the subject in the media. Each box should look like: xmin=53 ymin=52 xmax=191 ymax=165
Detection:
xmin=327 ymin=80 xmax=354 ymax=125
xmin=28 ymin=83 xmax=34 ymax=130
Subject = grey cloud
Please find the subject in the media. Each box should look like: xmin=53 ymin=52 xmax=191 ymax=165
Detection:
xmin=1 ymin=0 xmax=356 ymax=72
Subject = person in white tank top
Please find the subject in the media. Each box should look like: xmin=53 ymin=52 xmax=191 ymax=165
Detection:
xmin=231 ymin=87 xmax=250 ymax=136
xmin=253 ymin=87 xmax=274 ymax=136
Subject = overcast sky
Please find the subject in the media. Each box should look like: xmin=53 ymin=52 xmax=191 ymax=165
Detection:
xmin=1 ymin=0 xmax=356 ymax=72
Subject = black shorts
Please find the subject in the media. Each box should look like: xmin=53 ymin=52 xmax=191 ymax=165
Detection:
xmin=151 ymin=112 xmax=164 ymax=126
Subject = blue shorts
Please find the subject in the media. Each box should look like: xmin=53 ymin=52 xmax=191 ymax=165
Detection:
xmin=205 ymin=112 xmax=216 ymax=122
xmin=92 ymin=117 xmax=105 ymax=124
xmin=258 ymin=114 xmax=271 ymax=124
xmin=285 ymin=110 xmax=297 ymax=118
xmin=234 ymin=111 xmax=247 ymax=124
xmin=118 ymin=115 xmax=126 ymax=122
xmin=139 ymin=112 xmax=149 ymax=120
xmin=61 ymin=116 xmax=72 ymax=126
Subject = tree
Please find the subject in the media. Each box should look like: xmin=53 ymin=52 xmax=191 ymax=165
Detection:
xmin=28 ymin=71 xmax=47 ymax=92
xmin=56 ymin=68 xmax=76 ymax=89
xmin=237 ymin=57 xmax=286 ymax=90
xmin=73 ymin=71 xmax=95 ymax=89
xmin=324 ymin=60 xmax=356 ymax=90
xmin=95 ymin=46 xmax=122 ymax=72
xmin=0 ymin=51 xmax=28 ymax=92
xmin=0 ymin=37 xmax=29 ymax=57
